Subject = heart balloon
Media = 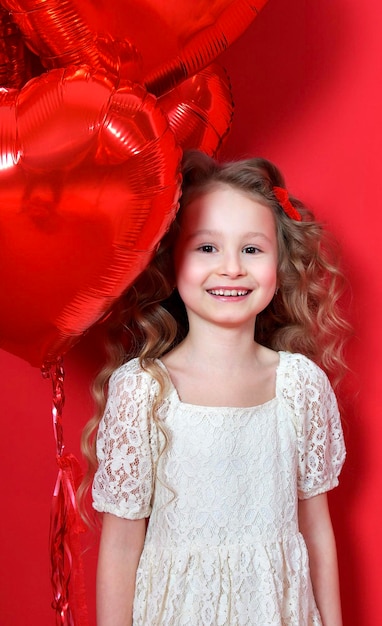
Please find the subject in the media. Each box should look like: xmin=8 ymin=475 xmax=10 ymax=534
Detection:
xmin=0 ymin=0 xmax=269 ymax=95
xmin=0 ymin=5 xmax=31 ymax=87
xmin=0 ymin=0 xmax=143 ymax=86
xmin=158 ymin=62 xmax=234 ymax=157
xmin=0 ymin=66 xmax=181 ymax=367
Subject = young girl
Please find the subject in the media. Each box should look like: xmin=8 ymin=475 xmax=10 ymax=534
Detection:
xmin=82 ymin=150 xmax=350 ymax=626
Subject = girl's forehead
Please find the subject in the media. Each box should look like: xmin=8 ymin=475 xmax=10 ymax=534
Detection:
xmin=182 ymin=182 xmax=267 ymax=213
xmin=181 ymin=183 xmax=270 ymax=219
xmin=178 ymin=185 xmax=276 ymax=237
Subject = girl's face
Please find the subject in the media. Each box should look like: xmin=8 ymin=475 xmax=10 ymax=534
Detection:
xmin=174 ymin=184 xmax=278 ymax=332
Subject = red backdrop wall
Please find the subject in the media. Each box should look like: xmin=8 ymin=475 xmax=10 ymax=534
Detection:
xmin=1 ymin=0 xmax=381 ymax=624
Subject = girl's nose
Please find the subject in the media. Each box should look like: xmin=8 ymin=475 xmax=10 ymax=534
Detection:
xmin=219 ymin=251 xmax=246 ymax=277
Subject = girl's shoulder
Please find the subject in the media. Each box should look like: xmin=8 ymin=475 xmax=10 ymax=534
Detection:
xmin=105 ymin=359 xmax=163 ymax=413
xmin=279 ymin=350 xmax=330 ymax=383
xmin=110 ymin=357 xmax=144 ymax=381
xmin=277 ymin=351 xmax=338 ymax=418
xmin=277 ymin=351 xmax=336 ymax=402
xmin=107 ymin=359 xmax=169 ymax=412
xmin=108 ymin=358 xmax=158 ymax=395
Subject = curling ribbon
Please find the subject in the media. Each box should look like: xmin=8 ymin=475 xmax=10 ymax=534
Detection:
xmin=41 ymin=357 xmax=89 ymax=626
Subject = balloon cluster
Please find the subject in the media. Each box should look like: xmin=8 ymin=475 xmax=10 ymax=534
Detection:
xmin=0 ymin=0 xmax=268 ymax=368
xmin=0 ymin=3 xmax=269 ymax=624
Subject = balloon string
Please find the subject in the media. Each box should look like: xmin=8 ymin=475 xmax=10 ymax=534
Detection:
xmin=42 ymin=357 xmax=89 ymax=626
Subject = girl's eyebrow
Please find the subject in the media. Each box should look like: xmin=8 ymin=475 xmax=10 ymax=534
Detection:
xmin=186 ymin=229 xmax=221 ymax=240
xmin=186 ymin=230 xmax=273 ymax=242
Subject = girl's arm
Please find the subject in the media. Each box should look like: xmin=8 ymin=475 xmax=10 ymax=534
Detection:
xmin=298 ymin=493 xmax=343 ymax=626
xmin=96 ymin=513 xmax=147 ymax=626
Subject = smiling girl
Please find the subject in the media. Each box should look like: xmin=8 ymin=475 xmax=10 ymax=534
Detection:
xmin=81 ymin=150 xmax=350 ymax=625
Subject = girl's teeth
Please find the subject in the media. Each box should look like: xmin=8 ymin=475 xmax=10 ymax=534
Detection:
xmin=209 ymin=289 xmax=248 ymax=296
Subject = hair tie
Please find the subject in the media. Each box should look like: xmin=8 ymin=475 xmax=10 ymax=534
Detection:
xmin=273 ymin=186 xmax=302 ymax=222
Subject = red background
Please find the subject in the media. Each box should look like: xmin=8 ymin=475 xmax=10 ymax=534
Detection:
xmin=1 ymin=0 xmax=381 ymax=623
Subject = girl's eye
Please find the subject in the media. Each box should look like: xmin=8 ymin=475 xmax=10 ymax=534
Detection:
xmin=243 ymin=245 xmax=261 ymax=254
xmin=197 ymin=244 xmax=216 ymax=253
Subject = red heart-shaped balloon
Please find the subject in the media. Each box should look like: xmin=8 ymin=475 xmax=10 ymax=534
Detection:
xmin=0 ymin=66 xmax=181 ymax=367
xmin=0 ymin=0 xmax=269 ymax=95
xmin=158 ymin=63 xmax=234 ymax=157
xmin=0 ymin=6 xmax=31 ymax=88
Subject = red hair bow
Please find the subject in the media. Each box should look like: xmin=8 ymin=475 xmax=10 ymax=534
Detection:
xmin=273 ymin=186 xmax=302 ymax=221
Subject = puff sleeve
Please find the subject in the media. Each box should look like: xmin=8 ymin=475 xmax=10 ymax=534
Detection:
xmin=280 ymin=353 xmax=346 ymax=500
xmin=92 ymin=360 xmax=159 ymax=519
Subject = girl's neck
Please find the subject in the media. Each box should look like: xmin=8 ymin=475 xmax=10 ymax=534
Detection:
xmin=170 ymin=324 xmax=266 ymax=371
xmin=162 ymin=324 xmax=279 ymax=408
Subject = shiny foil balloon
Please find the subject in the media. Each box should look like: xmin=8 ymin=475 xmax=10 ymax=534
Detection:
xmin=0 ymin=0 xmax=142 ymax=83
xmin=0 ymin=5 xmax=30 ymax=87
xmin=159 ymin=63 xmax=234 ymax=157
xmin=140 ymin=0 xmax=269 ymax=95
xmin=1 ymin=0 xmax=269 ymax=94
xmin=0 ymin=66 xmax=181 ymax=367
xmin=0 ymin=0 xmax=100 ymax=66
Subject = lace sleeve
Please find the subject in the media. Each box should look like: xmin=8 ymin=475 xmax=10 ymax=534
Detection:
xmin=92 ymin=360 xmax=158 ymax=519
xmin=280 ymin=354 xmax=346 ymax=500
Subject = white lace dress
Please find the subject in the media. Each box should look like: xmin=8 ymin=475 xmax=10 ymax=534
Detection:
xmin=93 ymin=351 xmax=346 ymax=625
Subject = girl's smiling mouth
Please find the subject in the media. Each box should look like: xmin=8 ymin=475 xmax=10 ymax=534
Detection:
xmin=207 ymin=288 xmax=251 ymax=296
